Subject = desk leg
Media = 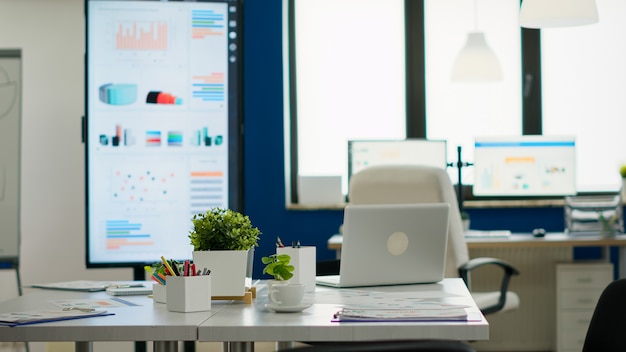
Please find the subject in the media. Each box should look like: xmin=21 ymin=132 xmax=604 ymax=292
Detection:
xmin=75 ymin=341 xmax=92 ymax=352
xmin=184 ymin=341 xmax=196 ymax=352
xmin=223 ymin=342 xmax=254 ymax=352
xmin=154 ymin=341 xmax=178 ymax=352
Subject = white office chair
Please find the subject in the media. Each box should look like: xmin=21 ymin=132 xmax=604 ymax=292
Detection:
xmin=348 ymin=165 xmax=520 ymax=315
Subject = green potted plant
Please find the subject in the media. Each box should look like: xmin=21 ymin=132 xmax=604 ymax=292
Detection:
xmin=189 ymin=207 xmax=261 ymax=296
xmin=262 ymin=253 xmax=295 ymax=281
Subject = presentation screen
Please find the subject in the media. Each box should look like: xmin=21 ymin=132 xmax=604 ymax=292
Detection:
xmin=473 ymin=136 xmax=576 ymax=197
xmin=85 ymin=0 xmax=242 ymax=267
xmin=348 ymin=139 xmax=448 ymax=184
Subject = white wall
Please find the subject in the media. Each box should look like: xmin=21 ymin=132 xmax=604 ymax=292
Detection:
xmin=0 ymin=1 xmax=133 ymax=351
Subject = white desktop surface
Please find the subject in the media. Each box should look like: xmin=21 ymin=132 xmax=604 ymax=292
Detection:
xmin=0 ymin=287 xmax=225 ymax=343
xmin=198 ymin=278 xmax=488 ymax=343
xmin=0 ymin=279 xmax=487 ymax=351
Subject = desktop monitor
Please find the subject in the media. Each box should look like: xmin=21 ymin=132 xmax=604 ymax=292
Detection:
xmin=84 ymin=0 xmax=243 ymax=268
xmin=472 ymin=135 xmax=576 ymax=197
xmin=347 ymin=139 xmax=448 ymax=188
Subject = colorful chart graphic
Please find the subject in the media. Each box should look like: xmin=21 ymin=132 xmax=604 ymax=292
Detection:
xmin=191 ymin=9 xmax=225 ymax=38
xmin=168 ymin=131 xmax=183 ymax=146
xmin=146 ymin=131 xmax=161 ymax=146
xmin=105 ymin=219 xmax=154 ymax=250
xmin=116 ymin=21 xmax=168 ymax=50
xmin=111 ymin=168 xmax=176 ymax=202
xmin=99 ymin=124 xmax=135 ymax=147
xmin=192 ymin=126 xmax=223 ymax=147
xmin=189 ymin=170 xmax=225 ymax=213
xmin=192 ymin=73 xmax=224 ymax=102
xmin=146 ymin=91 xmax=183 ymax=105
xmin=99 ymin=83 xmax=137 ymax=105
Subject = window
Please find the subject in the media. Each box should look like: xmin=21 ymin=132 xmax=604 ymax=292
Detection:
xmin=286 ymin=0 xmax=622 ymax=207
xmin=542 ymin=0 xmax=626 ymax=192
xmin=285 ymin=0 xmax=406 ymax=200
xmin=424 ymin=0 xmax=522 ymax=185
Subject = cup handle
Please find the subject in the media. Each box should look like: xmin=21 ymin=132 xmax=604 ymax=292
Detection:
xmin=269 ymin=289 xmax=282 ymax=305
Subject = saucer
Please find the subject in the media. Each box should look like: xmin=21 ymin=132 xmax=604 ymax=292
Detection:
xmin=265 ymin=303 xmax=312 ymax=313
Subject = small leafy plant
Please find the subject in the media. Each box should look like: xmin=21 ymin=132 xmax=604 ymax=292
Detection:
xmin=189 ymin=207 xmax=261 ymax=251
xmin=145 ymin=262 xmax=167 ymax=276
xmin=262 ymin=254 xmax=295 ymax=281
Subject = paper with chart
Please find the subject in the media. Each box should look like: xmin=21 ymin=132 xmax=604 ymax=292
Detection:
xmin=332 ymin=307 xmax=470 ymax=322
xmin=316 ymin=289 xmax=477 ymax=322
xmin=51 ymin=297 xmax=140 ymax=310
xmin=0 ymin=309 xmax=113 ymax=327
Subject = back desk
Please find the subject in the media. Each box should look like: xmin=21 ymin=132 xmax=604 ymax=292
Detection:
xmin=467 ymin=233 xmax=626 ymax=351
xmin=328 ymin=233 xmax=626 ymax=275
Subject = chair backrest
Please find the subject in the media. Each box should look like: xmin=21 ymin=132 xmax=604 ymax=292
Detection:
xmin=583 ymin=278 xmax=626 ymax=352
xmin=348 ymin=165 xmax=469 ymax=278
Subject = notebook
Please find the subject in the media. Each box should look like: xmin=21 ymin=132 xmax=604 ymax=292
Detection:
xmin=31 ymin=280 xmax=145 ymax=292
xmin=106 ymin=286 xmax=153 ymax=296
xmin=316 ymin=203 xmax=450 ymax=288
xmin=0 ymin=309 xmax=114 ymax=327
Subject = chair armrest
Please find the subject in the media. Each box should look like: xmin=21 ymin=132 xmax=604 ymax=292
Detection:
xmin=458 ymin=257 xmax=520 ymax=315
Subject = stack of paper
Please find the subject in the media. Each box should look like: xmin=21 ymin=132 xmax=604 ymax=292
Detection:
xmin=332 ymin=307 xmax=469 ymax=322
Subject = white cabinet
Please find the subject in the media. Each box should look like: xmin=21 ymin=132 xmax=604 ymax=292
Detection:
xmin=556 ymin=263 xmax=613 ymax=352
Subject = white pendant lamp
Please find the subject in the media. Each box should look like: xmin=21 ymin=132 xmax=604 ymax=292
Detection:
xmin=520 ymin=0 xmax=599 ymax=29
xmin=451 ymin=32 xmax=502 ymax=82
xmin=451 ymin=0 xmax=502 ymax=82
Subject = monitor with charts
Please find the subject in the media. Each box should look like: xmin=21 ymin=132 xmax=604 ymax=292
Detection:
xmin=316 ymin=203 xmax=450 ymax=288
xmin=84 ymin=0 xmax=243 ymax=268
xmin=347 ymin=139 xmax=448 ymax=191
xmin=472 ymin=135 xmax=576 ymax=197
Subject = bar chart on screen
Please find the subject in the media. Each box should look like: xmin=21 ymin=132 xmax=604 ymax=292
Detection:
xmin=115 ymin=21 xmax=169 ymax=51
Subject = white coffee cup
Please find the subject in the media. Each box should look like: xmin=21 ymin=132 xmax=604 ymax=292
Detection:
xmin=268 ymin=283 xmax=305 ymax=306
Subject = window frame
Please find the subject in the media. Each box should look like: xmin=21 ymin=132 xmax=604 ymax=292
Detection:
xmin=285 ymin=0 xmax=558 ymax=207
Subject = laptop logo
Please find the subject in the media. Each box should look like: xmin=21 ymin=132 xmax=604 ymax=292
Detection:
xmin=387 ymin=232 xmax=409 ymax=256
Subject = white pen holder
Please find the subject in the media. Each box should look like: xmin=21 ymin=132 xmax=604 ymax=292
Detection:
xmin=166 ymin=275 xmax=211 ymax=312
xmin=152 ymin=283 xmax=167 ymax=304
xmin=277 ymin=246 xmax=316 ymax=292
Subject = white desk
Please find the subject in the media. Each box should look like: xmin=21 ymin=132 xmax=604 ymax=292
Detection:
xmin=198 ymin=278 xmax=488 ymax=352
xmin=0 ymin=288 xmax=226 ymax=352
xmin=0 ymin=279 xmax=487 ymax=352
xmin=329 ymin=232 xmax=626 ymax=249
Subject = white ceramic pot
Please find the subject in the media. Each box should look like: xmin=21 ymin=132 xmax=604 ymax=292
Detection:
xmin=192 ymin=248 xmax=254 ymax=296
xmin=266 ymin=279 xmax=290 ymax=293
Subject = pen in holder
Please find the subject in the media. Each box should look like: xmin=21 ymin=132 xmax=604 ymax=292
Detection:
xmin=277 ymin=246 xmax=316 ymax=292
xmin=166 ymin=275 xmax=211 ymax=312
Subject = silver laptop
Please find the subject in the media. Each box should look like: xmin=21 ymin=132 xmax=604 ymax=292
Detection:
xmin=316 ymin=203 xmax=450 ymax=288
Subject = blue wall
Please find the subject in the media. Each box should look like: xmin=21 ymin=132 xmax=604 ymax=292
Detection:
xmin=242 ymin=0 xmax=603 ymax=279
xmin=243 ymin=0 xmax=346 ymax=278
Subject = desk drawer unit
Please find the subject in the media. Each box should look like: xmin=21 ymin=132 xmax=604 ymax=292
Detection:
xmin=556 ymin=263 xmax=613 ymax=352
